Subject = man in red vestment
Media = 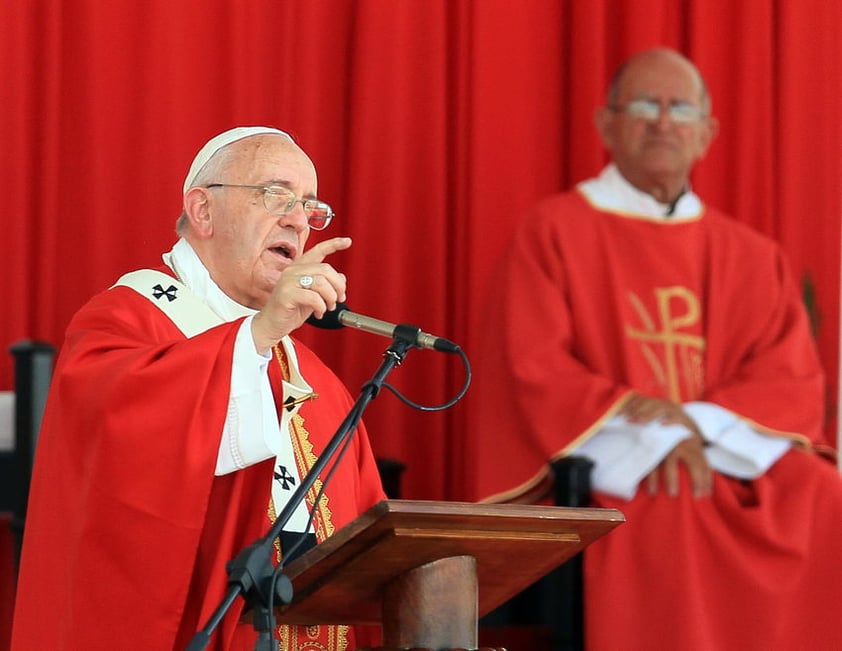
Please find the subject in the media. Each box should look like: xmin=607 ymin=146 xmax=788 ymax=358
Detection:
xmin=468 ymin=48 xmax=842 ymax=649
xmin=11 ymin=127 xmax=386 ymax=650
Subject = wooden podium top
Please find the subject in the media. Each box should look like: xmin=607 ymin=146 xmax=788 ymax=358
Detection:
xmin=278 ymin=499 xmax=624 ymax=626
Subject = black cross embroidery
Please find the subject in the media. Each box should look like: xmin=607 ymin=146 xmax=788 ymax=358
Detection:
xmin=152 ymin=283 xmax=178 ymax=302
xmin=274 ymin=464 xmax=296 ymax=490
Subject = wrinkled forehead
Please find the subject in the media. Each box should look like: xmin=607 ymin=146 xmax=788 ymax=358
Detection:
xmin=230 ymin=135 xmax=318 ymax=186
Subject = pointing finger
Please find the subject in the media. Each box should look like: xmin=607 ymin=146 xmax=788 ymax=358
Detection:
xmin=297 ymin=237 xmax=352 ymax=264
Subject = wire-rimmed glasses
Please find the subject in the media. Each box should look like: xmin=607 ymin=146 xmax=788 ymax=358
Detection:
xmin=205 ymin=183 xmax=334 ymax=230
xmin=609 ymin=98 xmax=707 ymax=125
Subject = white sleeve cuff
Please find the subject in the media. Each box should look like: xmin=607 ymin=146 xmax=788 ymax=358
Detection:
xmin=703 ymin=420 xmax=791 ymax=478
xmin=215 ymin=316 xmax=282 ymax=475
xmin=573 ymin=415 xmax=692 ymax=500
xmin=682 ymin=401 xmax=738 ymax=443
xmin=684 ymin=401 xmax=792 ymax=479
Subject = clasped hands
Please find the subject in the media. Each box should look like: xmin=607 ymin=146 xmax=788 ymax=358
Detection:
xmin=621 ymin=393 xmax=713 ymax=499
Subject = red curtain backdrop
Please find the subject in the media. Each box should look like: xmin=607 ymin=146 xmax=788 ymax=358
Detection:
xmin=1 ymin=0 xmax=839 ymax=504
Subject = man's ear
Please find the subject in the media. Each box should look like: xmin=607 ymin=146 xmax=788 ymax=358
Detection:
xmin=696 ymin=115 xmax=720 ymax=160
xmin=594 ymin=106 xmax=615 ymax=149
xmin=183 ymin=187 xmax=213 ymax=238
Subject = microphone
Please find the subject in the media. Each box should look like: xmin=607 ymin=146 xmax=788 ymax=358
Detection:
xmin=306 ymin=303 xmax=460 ymax=353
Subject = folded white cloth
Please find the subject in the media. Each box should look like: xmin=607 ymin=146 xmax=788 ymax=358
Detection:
xmin=575 ymin=415 xmax=692 ymax=500
xmin=685 ymin=401 xmax=792 ymax=479
xmin=574 ymin=402 xmax=792 ymax=500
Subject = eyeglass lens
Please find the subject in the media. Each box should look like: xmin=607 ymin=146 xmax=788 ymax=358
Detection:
xmin=623 ymin=99 xmax=704 ymax=124
xmin=264 ymin=186 xmax=333 ymax=230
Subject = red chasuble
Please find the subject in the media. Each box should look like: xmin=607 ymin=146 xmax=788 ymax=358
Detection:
xmin=467 ymin=190 xmax=842 ymax=649
xmin=11 ymin=270 xmax=385 ymax=650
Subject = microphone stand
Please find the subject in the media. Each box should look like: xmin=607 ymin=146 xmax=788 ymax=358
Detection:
xmin=188 ymin=326 xmax=421 ymax=651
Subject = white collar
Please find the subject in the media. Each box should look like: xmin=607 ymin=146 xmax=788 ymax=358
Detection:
xmin=578 ymin=164 xmax=703 ymax=220
xmin=162 ymin=238 xmax=257 ymax=323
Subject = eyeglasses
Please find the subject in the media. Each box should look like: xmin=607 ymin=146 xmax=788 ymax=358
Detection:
xmin=609 ymin=99 xmax=707 ymax=125
xmin=205 ymin=183 xmax=334 ymax=230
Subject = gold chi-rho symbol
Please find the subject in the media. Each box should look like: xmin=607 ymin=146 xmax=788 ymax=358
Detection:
xmin=625 ymin=286 xmax=706 ymax=401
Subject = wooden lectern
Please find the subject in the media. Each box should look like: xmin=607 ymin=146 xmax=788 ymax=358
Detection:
xmin=278 ymin=500 xmax=624 ymax=650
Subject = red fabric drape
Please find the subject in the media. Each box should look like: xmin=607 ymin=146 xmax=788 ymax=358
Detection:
xmin=1 ymin=1 xmax=839 ymax=509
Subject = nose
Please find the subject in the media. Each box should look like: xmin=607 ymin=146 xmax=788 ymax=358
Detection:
xmin=279 ymin=201 xmax=310 ymax=232
xmin=652 ymin=104 xmax=673 ymax=129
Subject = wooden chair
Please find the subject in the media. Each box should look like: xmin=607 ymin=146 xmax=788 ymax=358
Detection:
xmin=0 ymin=341 xmax=55 ymax=569
xmin=478 ymin=455 xmax=594 ymax=651
xmin=375 ymin=457 xmax=407 ymax=500
xmin=0 ymin=341 xmax=55 ymax=647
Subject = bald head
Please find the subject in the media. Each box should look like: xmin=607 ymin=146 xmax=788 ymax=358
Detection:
xmin=607 ymin=48 xmax=711 ymax=114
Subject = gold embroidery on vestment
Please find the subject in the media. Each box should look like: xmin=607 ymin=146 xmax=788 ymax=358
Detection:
xmin=625 ymin=286 xmax=706 ymax=400
xmin=270 ymin=344 xmax=345 ymax=650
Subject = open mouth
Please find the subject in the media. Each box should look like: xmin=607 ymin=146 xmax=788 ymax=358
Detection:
xmin=270 ymin=243 xmax=295 ymax=260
